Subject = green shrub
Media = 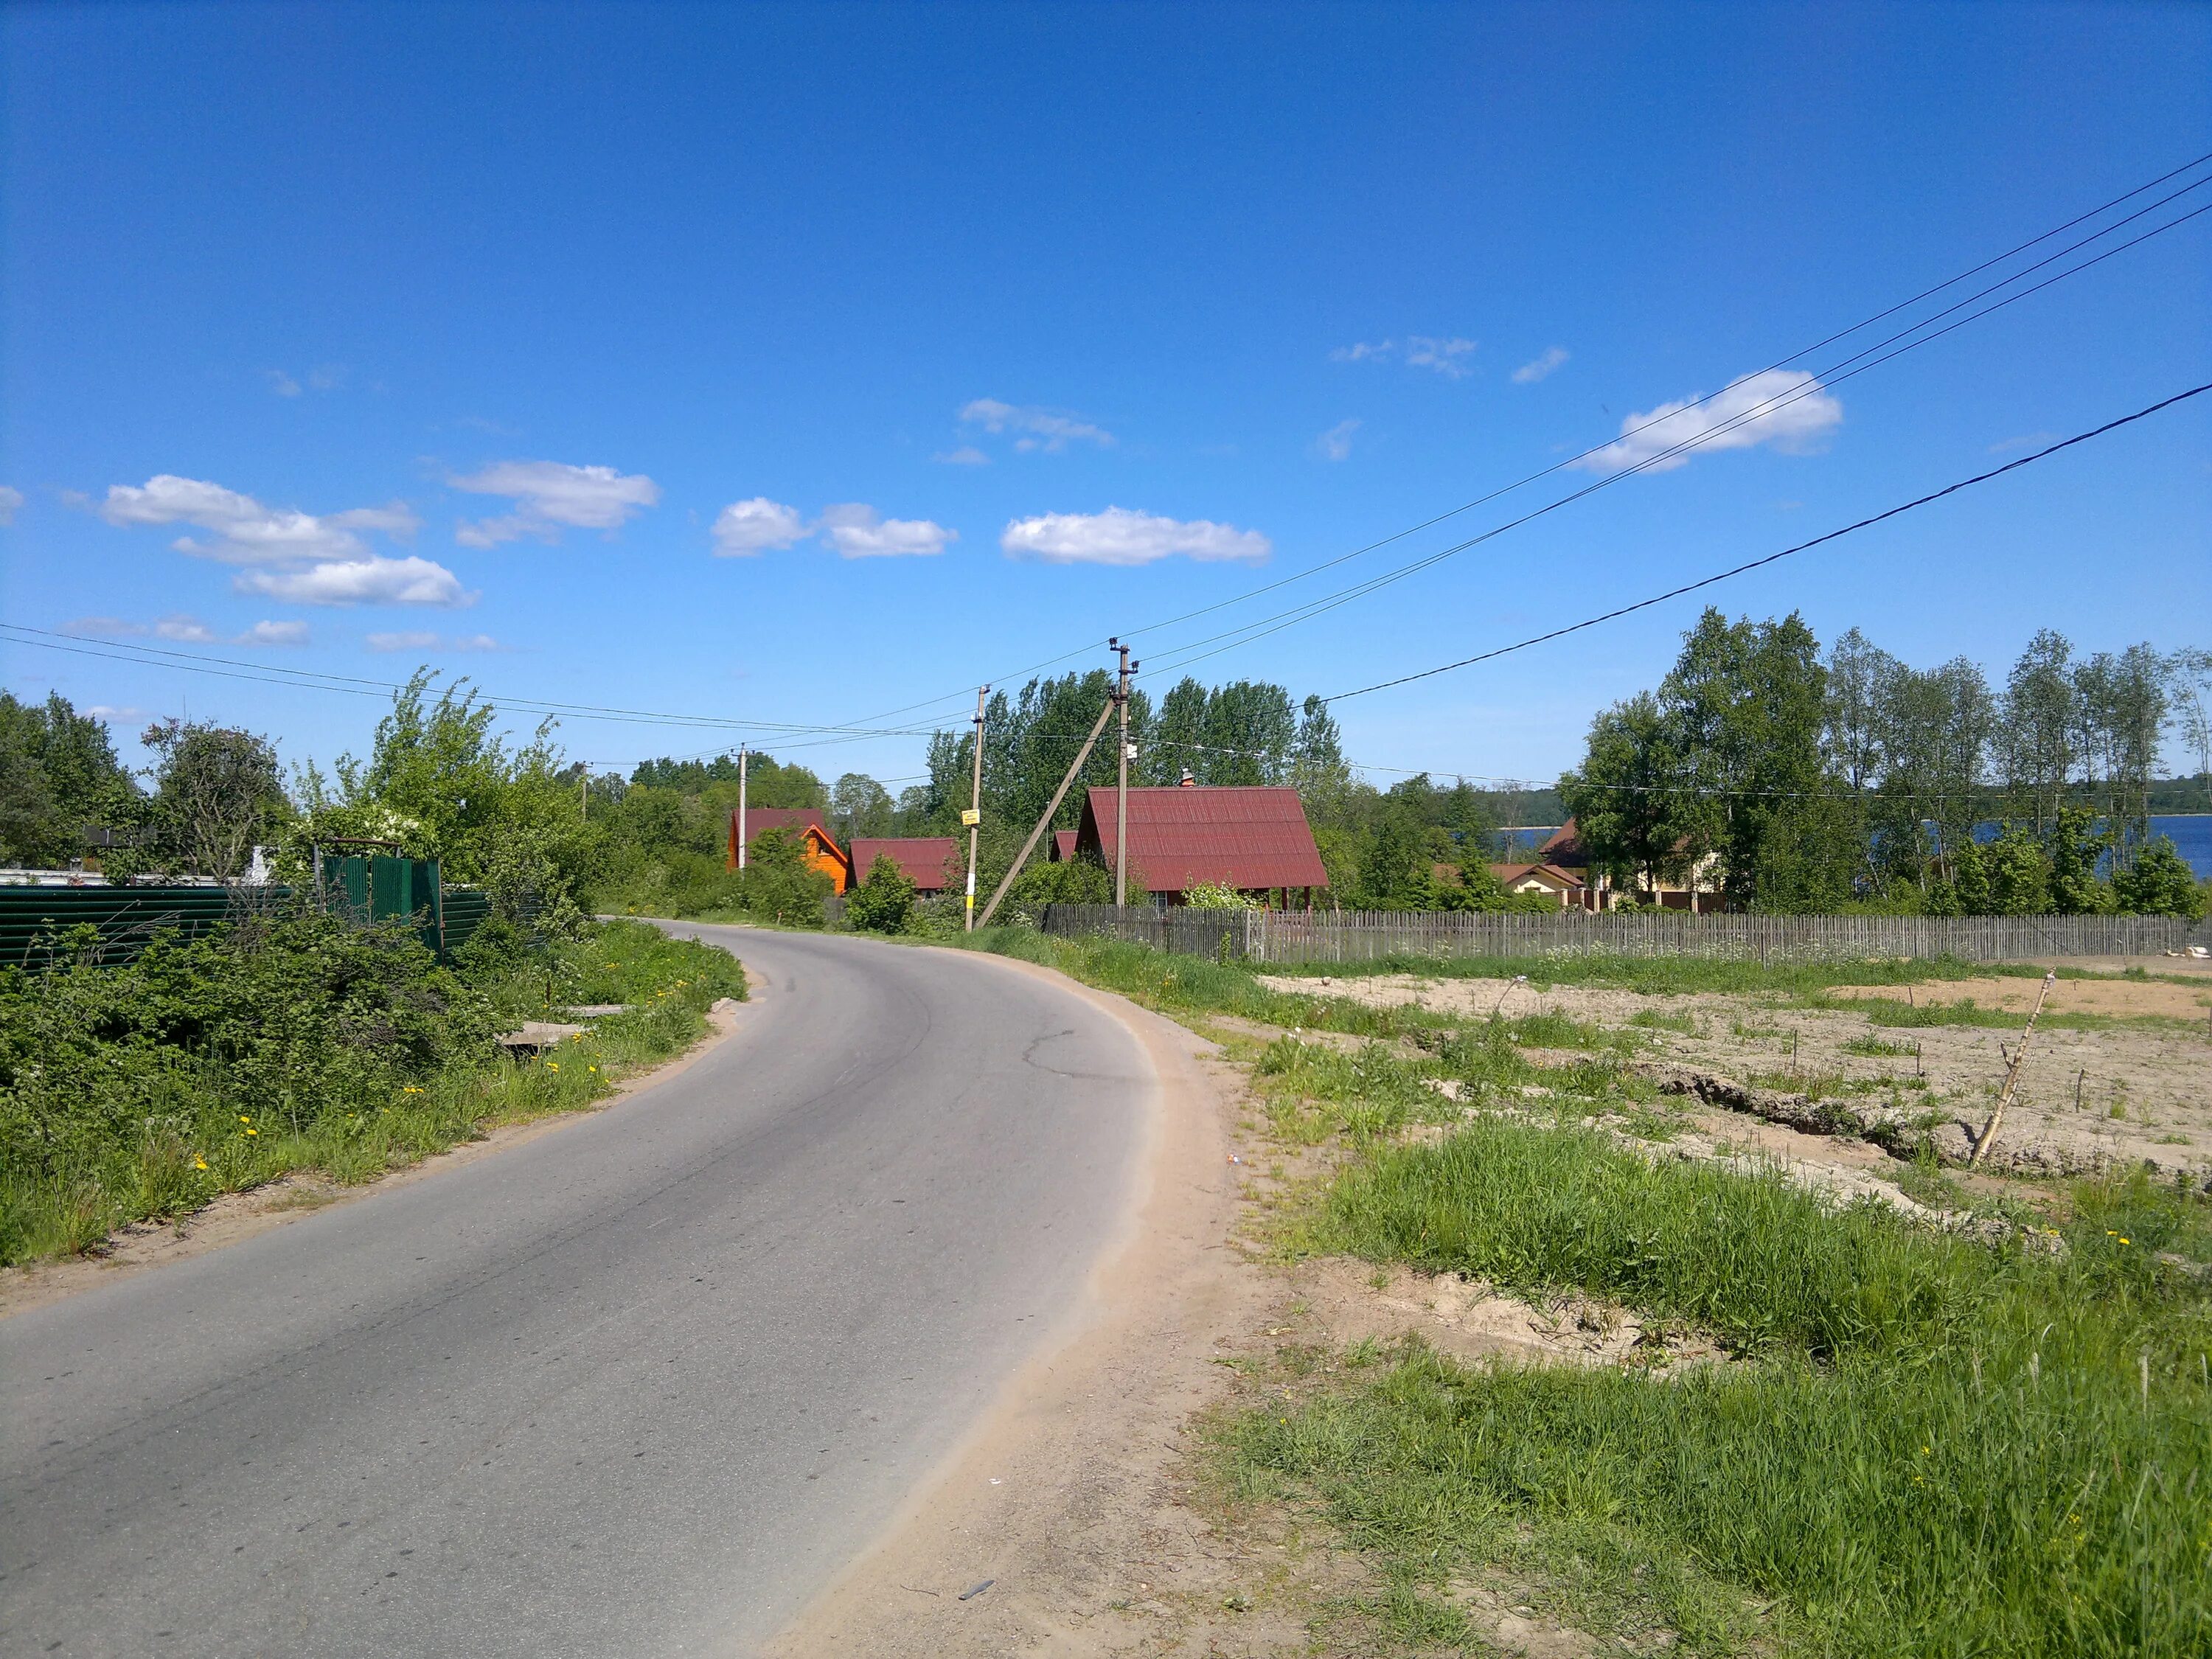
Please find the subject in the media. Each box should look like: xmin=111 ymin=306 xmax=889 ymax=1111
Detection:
xmin=846 ymin=852 xmax=919 ymax=933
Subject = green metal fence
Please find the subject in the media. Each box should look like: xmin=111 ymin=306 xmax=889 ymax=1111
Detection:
xmin=1 ymin=856 xmax=498 ymax=968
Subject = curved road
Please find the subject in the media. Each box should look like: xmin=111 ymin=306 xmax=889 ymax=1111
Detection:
xmin=1 ymin=926 xmax=1151 ymax=1658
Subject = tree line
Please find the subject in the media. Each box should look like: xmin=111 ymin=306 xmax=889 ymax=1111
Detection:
xmin=1560 ymin=613 xmax=2208 ymax=916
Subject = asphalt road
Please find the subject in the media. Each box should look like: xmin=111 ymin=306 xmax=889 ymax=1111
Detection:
xmin=1 ymin=925 xmax=1151 ymax=1658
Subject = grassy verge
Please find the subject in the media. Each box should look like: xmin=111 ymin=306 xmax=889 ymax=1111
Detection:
xmin=0 ymin=916 xmax=744 ymax=1265
xmin=1234 ymin=1065 xmax=2212 ymax=1653
xmin=962 ymin=923 xmax=2212 ymax=1652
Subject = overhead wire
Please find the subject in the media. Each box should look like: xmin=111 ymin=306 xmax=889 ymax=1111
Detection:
xmin=1130 ymin=196 xmax=2212 ymax=681
xmin=832 ymin=151 xmax=2212 ymax=728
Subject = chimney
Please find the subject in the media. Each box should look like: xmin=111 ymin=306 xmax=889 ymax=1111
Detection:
xmin=1178 ymin=768 xmax=1195 ymax=787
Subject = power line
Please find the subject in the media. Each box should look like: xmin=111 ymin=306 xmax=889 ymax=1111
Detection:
xmin=835 ymin=150 xmax=2212 ymax=728
xmin=1131 ymin=198 xmax=2212 ymax=682
xmin=1323 ymin=380 xmax=2212 ymax=702
xmin=0 ymin=625 xmax=945 ymax=742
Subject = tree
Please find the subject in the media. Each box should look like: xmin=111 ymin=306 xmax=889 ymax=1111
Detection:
xmin=830 ymin=773 xmax=894 ymax=841
xmin=1559 ymin=692 xmax=1696 ymax=902
xmin=143 ymin=719 xmax=288 ymax=879
xmin=0 ymin=692 xmax=141 ymax=866
xmin=2170 ymin=648 xmax=2212 ymax=810
xmin=1659 ymin=608 xmax=1837 ymax=908
xmin=1983 ymin=827 xmax=2051 ymax=917
xmin=2045 ymin=805 xmax=2112 ymax=915
xmin=2112 ymin=838 xmax=2204 ymax=919
xmin=846 ymin=852 xmax=918 ymax=933
xmin=1290 ymin=695 xmax=1351 ymax=798
xmin=1354 ymin=810 xmax=1434 ymax=909
xmin=2000 ymin=630 xmax=2075 ymax=834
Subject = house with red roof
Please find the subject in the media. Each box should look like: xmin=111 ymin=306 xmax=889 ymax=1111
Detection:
xmin=1069 ymin=785 xmax=1329 ymax=906
xmin=849 ymin=836 xmax=961 ymax=896
xmin=726 ymin=807 xmax=853 ymax=893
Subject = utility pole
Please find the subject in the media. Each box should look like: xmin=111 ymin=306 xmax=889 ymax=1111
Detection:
xmin=1111 ymin=639 xmax=1133 ymax=909
xmin=580 ymin=767 xmax=588 ymax=821
xmin=737 ymin=746 xmax=749 ymax=871
xmin=976 ymin=692 xmax=1116 ymax=929
xmin=963 ymin=686 xmax=988 ymax=931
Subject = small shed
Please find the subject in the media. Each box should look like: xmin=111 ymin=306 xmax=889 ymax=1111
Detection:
xmin=1071 ymin=785 xmax=1329 ymax=906
xmin=849 ymin=837 xmax=961 ymax=896
xmin=727 ymin=807 xmax=853 ymax=893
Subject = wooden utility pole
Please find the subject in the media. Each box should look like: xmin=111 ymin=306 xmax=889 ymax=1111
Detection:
xmin=1111 ymin=639 xmax=1134 ymax=910
xmin=976 ymin=693 xmax=1116 ymax=929
xmin=963 ymin=686 xmax=988 ymax=931
xmin=737 ymin=747 xmax=749 ymax=871
xmin=580 ymin=768 xmax=588 ymax=821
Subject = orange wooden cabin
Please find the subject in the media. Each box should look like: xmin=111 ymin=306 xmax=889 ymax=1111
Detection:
xmin=726 ymin=807 xmax=853 ymax=894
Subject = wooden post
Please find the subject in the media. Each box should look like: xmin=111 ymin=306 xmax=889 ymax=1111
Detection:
xmin=976 ymin=695 xmax=1115 ymax=929
xmin=1969 ymin=970 xmax=2056 ymax=1167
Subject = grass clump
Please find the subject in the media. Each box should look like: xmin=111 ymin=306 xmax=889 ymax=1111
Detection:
xmin=1256 ymin=1116 xmax=2212 ymax=1653
xmin=0 ymin=914 xmax=743 ymax=1264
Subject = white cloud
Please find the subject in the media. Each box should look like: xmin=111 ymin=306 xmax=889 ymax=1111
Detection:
xmin=240 ymin=619 xmax=310 ymax=646
xmin=711 ymin=496 xmax=807 ymax=557
xmin=237 ymin=555 xmax=473 ymax=608
xmin=999 ymin=507 xmax=1271 ymax=567
xmin=1574 ymin=369 xmax=1843 ymax=474
xmin=0 ymin=485 xmax=21 ymax=525
xmin=1315 ymin=419 xmax=1360 ymax=462
xmin=932 ymin=445 xmax=992 ymax=467
xmin=265 ymin=369 xmax=302 ymax=397
xmin=366 ymin=630 xmax=503 ymax=653
xmin=86 ymin=705 xmax=153 ymax=722
xmin=1512 ymin=347 xmax=1569 ymax=385
xmin=1332 ymin=337 xmax=1476 ymax=377
xmin=451 ymin=459 xmax=659 ymax=545
xmin=66 ymin=613 xmax=311 ymax=645
xmin=94 ymin=474 xmax=421 ymax=565
xmin=959 ymin=399 xmax=1113 ymax=453
xmin=817 ymin=504 xmax=956 ymax=559
xmin=1403 ymin=336 xmax=1476 ymax=377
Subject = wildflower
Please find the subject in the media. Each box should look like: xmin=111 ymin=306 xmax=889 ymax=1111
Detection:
xmin=547 ymin=1061 xmax=560 ymax=1071
xmin=2118 ymin=1237 xmax=2129 ymax=1245
xmin=588 ymin=1065 xmax=597 ymax=1074
xmin=194 ymin=1157 xmax=208 ymax=1171
xmin=239 ymin=1115 xmax=251 ymax=1124
xmin=245 ymin=1127 xmax=257 ymax=1135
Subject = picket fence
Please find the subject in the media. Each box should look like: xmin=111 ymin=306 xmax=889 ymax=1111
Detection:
xmin=1033 ymin=904 xmax=2205 ymax=967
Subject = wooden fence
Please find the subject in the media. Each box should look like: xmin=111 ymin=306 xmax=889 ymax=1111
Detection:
xmin=1034 ymin=905 xmax=2206 ymax=966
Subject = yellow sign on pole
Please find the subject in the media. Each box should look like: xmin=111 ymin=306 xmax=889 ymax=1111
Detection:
xmin=960 ymin=809 xmax=981 ymax=827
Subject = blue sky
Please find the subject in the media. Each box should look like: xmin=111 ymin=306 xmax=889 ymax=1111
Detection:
xmin=4 ymin=1 xmax=2208 ymax=794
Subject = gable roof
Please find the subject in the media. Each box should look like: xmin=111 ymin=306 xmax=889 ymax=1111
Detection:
xmin=1488 ymin=862 xmax=1584 ymax=891
xmin=850 ymin=837 xmax=959 ymax=891
xmin=1051 ymin=830 xmax=1078 ymax=863
xmin=730 ymin=807 xmax=849 ymax=868
xmin=1073 ymin=786 xmax=1329 ymax=894
xmin=1538 ymin=820 xmax=1585 ymax=864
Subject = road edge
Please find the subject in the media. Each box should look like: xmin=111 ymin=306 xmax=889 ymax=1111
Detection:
xmin=764 ymin=942 xmax=1270 ymax=1655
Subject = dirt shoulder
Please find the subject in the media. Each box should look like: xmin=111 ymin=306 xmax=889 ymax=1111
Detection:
xmin=0 ymin=995 xmax=754 ymax=1321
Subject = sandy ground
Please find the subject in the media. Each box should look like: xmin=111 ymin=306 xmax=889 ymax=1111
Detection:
xmin=0 ymin=995 xmax=752 ymax=1321
xmin=1261 ymin=971 xmax=2212 ymax=1186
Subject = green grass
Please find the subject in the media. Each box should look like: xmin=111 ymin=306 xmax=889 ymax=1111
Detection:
xmin=0 ymin=919 xmax=744 ymax=1264
xmin=1248 ymin=1117 xmax=2212 ymax=1654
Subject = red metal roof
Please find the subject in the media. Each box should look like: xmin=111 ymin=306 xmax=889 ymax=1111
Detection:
xmin=850 ymin=837 xmax=960 ymax=891
xmin=1074 ymin=787 xmax=1329 ymax=894
xmin=1051 ymin=830 xmax=1078 ymax=863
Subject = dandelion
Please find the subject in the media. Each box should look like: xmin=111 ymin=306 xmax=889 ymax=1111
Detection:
xmin=547 ymin=1061 xmax=560 ymax=1071
xmin=239 ymin=1115 xmax=251 ymax=1124
xmin=588 ymin=1065 xmax=597 ymax=1074
xmin=2118 ymin=1237 xmax=2129 ymax=1245
xmin=193 ymin=1157 xmax=209 ymax=1171
xmin=245 ymin=1127 xmax=257 ymax=1135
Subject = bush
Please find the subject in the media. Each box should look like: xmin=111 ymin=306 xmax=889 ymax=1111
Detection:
xmin=846 ymin=852 xmax=919 ymax=933
xmin=2114 ymin=837 xmax=2205 ymax=919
